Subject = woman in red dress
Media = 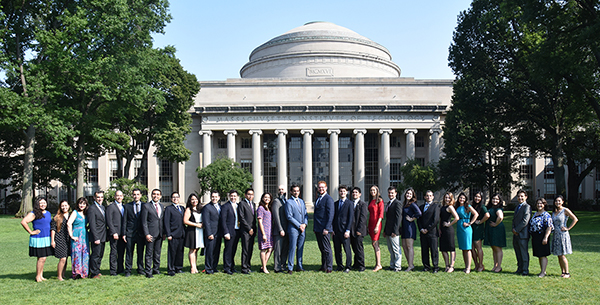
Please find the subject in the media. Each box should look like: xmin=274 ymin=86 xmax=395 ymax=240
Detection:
xmin=368 ymin=185 xmax=384 ymax=272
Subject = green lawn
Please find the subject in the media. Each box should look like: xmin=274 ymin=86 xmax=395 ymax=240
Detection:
xmin=1 ymin=212 xmax=599 ymax=304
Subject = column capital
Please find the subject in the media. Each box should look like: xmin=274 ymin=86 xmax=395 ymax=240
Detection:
xmin=327 ymin=129 xmax=341 ymax=135
xmin=353 ymin=129 xmax=367 ymax=135
xmin=199 ymin=130 xmax=213 ymax=136
xmin=300 ymin=129 xmax=314 ymax=135
xmin=223 ymin=129 xmax=237 ymax=136
xmin=429 ymin=127 xmax=442 ymax=134
xmin=274 ymin=129 xmax=288 ymax=135
xmin=404 ymin=129 xmax=418 ymax=135
xmin=379 ymin=129 xmax=393 ymax=135
xmin=249 ymin=129 xmax=263 ymax=135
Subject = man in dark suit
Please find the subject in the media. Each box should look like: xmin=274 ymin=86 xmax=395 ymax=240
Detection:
xmin=221 ymin=190 xmax=239 ymax=275
xmin=163 ymin=192 xmax=185 ymax=276
xmin=512 ymin=189 xmax=531 ymax=276
xmin=271 ymin=185 xmax=288 ymax=273
xmin=202 ymin=190 xmax=222 ymax=274
xmin=313 ymin=180 xmax=334 ymax=273
xmin=121 ymin=188 xmax=145 ymax=277
xmin=418 ymin=190 xmax=440 ymax=273
xmin=333 ymin=185 xmax=354 ymax=272
xmin=238 ymin=188 xmax=257 ymax=274
xmin=141 ymin=189 xmax=164 ymax=278
xmin=285 ymin=183 xmax=308 ymax=274
xmin=106 ymin=190 xmax=126 ymax=276
xmin=88 ymin=190 xmax=107 ymax=279
xmin=350 ymin=187 xmax=368 ymax=272
xmin=383 ymin=186 xmax=402 ymax=272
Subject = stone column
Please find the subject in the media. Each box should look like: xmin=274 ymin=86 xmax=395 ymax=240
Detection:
xmin=429 ymin=127 xmax=442 ymax=163
xmin=199 ymin=130 xmax=213 ymax=203
xmin=380 ymin=129 xmax=392 ymax=190
xmin=301 ymin=129 xmax=314 ymax=204
xmin=249 ymin=129 xmax=263 ymax=197
xmin=353 ymin=129 xmax=367 ymax=198
xmin=275 ymin=129 xmax=288 ymax=191
xmin=224 ymin=129 xmax=237 ymax=161
xmin=405 ymin=129 xmax=418 ymax=161
xmin=328 ymin=129 xmax=341 ymax=198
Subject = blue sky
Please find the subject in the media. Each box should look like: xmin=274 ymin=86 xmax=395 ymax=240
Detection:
xmin=152 ymin=0 xmax=473 ymax=81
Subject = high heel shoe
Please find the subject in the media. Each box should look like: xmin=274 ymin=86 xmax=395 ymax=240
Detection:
xmin=464 ymin=268 xmax=471 ymax=274
xmin=493 ymin=268 xmax=502 ymax=273
xmin=447 ymin=266 xmax=454 ymax=273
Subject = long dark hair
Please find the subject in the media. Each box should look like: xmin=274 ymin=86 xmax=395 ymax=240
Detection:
xmin=75 ymin=197 xmax=89 ymax=215
xmin=402 ymin=188 xmax=417 ymax=207
xmin=186 ymin=193 xmax=200 ymax=212
xmin=54 ymin=200 xmax=71 ymax=232
xmin=472 ymin=191 xmax=485 ymax=214
xmin=455 ymin=192 xmax=469 ymax=209
xmin=32 ymin=197 xmax=47 ymax=220
xmin=487 ymin=193 xmax=505 ymax=209
xmin=260 ymin=193 xmax=272 ymax=211
xmin=368 ymin=185 xmax=382 ymax=203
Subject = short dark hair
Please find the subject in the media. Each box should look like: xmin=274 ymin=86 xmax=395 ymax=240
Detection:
xmin=388 ymin=186 xmax=397 ymax=192
xmin=536 ymin=198 xmax=548 ymax=209
xmin=245 ymin=188 xmax=254 ymax=195
xmin=339 ymin=185 xmax=348 ymax=191
xmin=290 ymin=183 xmax=300 ymax=192
xmin=210 ymin=190 xmax=220 ymax=196
xmin=94 ymin=190 xmax=104 ymax=197
xmin=132 ymin=188 xmax=141 ymax=194
xmin=228 ymin=189 xmax=238 ymax=196
xmin=517 ymin=189 xmax=527 ymax=197
xmin=152 ymin=189 xmax=162 ymax=195
xmin=352 ymin=187 xmax=361 ymax=194
xmin=171 ymin=191 xmax=179 ymax=197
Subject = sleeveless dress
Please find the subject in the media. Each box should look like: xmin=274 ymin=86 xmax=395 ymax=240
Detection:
xmin=529 ymin=211 xmax=553 ymax=257
xmin=456 ymin=205 xmax=472 ymax=250
xmin=472 ymin=205 xmax=488 ymax=241
xmin=484 ymin=207 xmax=506 ymax=247
xmin=368 ymin=199 xmax=384 ymax=241
xmin=551 ymin=209 xmax=572 ymax=255
xmin=257 ymin=206 xmax=273 ymax=249
xmin=185 ymin=208 xmax=204 ymax=249
xmin=29 ymin=211 xmax=54 ymax=257
xmin=401 ymin=202 xmax=422 ymax=239
xmin=51 ymin=215 xmax=71 ymax=258
xmin=71 ymin=211 xmax=89 ymax=278
xmin=439 ymin=206 xmax=455 ymax=252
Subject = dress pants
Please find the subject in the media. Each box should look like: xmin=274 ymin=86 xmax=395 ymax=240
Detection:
xmin=350 ymin=235 xmax=365 ymax=270
xmin=287 ymin=228 xmax=305 ymax=271
xmin=272 ymin=234 xmax=289 ymax=272
xmin=109 ymin=237 xmax=126 ymax=275
xmin=513 ymin=236 xmax=530 ymax=274
xmin=240 ymin=231 xmax=255 ymax=273
xmin=315 ymin=232 xmax=333 ymax=271
xmin=124 ymin=235 xmax=145 ymax=274
xmin=420 ymin=233 xmax=439 ymax=271
xmin=167 ymin=237 xmax=184 ymax=274
xmin=387 ymin=235 xmax=402 ymax=270
xmin=222 ymin=231 xmax=237 ymax=273
xmin=145 ymin=237 xmax=162 ymax=275
xmin=204 ymin=236 xmax=221 ymax=274
xmin=90 ymin=242 xmax=105 ymax=277
xmin=333 ymin=232 xmax=352 ymax=270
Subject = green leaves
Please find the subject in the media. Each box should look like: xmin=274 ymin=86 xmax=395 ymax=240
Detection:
xmin=197 ymin=157 xmax=254 ymax=199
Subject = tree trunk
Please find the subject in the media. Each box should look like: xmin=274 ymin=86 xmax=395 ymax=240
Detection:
xmin=551 ymin=148 xmax=567 ymax=198
xmin=17 ymin=124 xmax=35 ymax=217
xmin=76 ymin=141 xmax=86 ymax=199
xmin=116 ymin=150 xmax=123 ymax=179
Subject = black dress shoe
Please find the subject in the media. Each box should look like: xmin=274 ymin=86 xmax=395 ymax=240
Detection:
xmin=422 ymin=268 xmax=431 ymax=272
xmin=146 ymin=274 xmax=154 ymax=279
xmin=176 ymin=270 xmax=184 ymax=273
xmin=152 ymin=270 xmax=160 ymax=275
xmin=124 ymin=273 xmax=131 ymax=277
xmin=326 ymin=269 xmax=332 ymax=273
xmin=226 ymin=271 xmax=233 ymax=275
xmin=287 ymin=270 xmax=293 ymax=275
xmin=318 ymin=267 xmax=325 ymax=272
xmin=336 ymin=267 xmax=344 ymax=272
xmin=167 ymin=272 xmax=175 ymax=276
xmin=296 ymin=268 xmax=305 ymax=272
xmin=357 ymin=268 xmax=366 ymax=272
xmin=274 ymin=270 xmax=282 ymax=273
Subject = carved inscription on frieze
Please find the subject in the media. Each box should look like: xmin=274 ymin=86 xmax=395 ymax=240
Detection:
xmin=306 ymin=67 xmax=334 ymax=77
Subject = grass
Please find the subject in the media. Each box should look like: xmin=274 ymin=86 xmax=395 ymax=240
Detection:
xmin=1 ymin=211 xmax=599 ymax=304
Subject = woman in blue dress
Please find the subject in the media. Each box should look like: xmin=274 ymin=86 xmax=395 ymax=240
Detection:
xmin=455 ymin=192 xmax=478 ymax=273
xmin=401 ymin=188 xmax=421 ymax=272
xmin=20 ymin=197 xmax=54 ymax=282
xmin=67 ymin=197 xmax=90 ymax=279
xmin=484 ymin=193 xmax=507 ymax=273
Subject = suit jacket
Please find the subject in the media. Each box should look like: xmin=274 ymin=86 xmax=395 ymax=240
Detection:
xmin=106 ymin=201 xmax=123 ymax=237
xmin=220 ymin=201 xmax=237 ymax=237
xmin=202 ymin=203 xmax=221 ymax=238
xmin=141 ymin=201 xmax=164 ymax=238
xmin=333 ymin=198 xmax=354 ymax=234
xmin=384 ymin=198 xmax=402 ymax=236
xmin=351 ymin=199 xmax=368 ymax=237
xmin=88 ymin=202 xmax=107 ymax=243
xmin=313 ymin=193 xmax=334 ymax=232
xmin=121 ymin=201 xmax=142 ymax=238
xmin=271 ymin=196 xmax=288 ymax=234
xmin=417 ymin=202 xmax=440 ymax=236
xmin=285 ymin=197 xmax=308 ymax=231
xmin=512 ymin=203 xmax=531 ymax=239
xmin=163 ymin=204 xmax=185 ymax=239
xmin=238 ymin=199 xmax=257 ymax=233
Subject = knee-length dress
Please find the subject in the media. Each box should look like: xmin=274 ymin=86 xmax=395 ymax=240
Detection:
xmin=29 ymin=211 xmax=54 ymax=258
xmin=71 ymin=211 xmax=89 ymax=278
xmin=484 ymin=207 xmax=506 ymax=247
xmin=472 ymin=205 xmax=488 ymax=241
xmin=551 ymin=209 xmax=572 ymax=256
xmin=529 ymin=211 xmax=553 ymax=257
xmin=401 ymin=202 xmax=422 ymax=239
xmin=257 ymin=206 xmax=272 ymax=249
xmin=51 ymin=215 xmax=71 ymax=258
xmin=456 ymin=205 xmax=473 ymax=250
xmin=439 ymin=206 xmax=455 ymax=252
xmin=368 ymin=199 xmax=384 ymax=241
xmin=185 ymin=208 xmax=204 ymax=250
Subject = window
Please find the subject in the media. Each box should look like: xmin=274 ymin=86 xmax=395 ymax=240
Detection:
xmin=217 ymin=138 xmax=227 ymax=149
xmin=390 ymin=158 xmax=402 ymax=185
xmin=544 ymin=157 xmax=555 ymax=199
xmin=240 ymin=159 xmax=252 ymax=172
xmin=313 ymin=136 xmax=330 ymax=187
xmin=365 ymin=133 xmax=379 ymax=187
xmin=159 ymin=160 xmax=173 ymax=202
xmin=134 ymin=159 xmax=148 ymax=187
xmin=520 ymin=157 xmax=533 ymax=180
xmin=416 ymin=158 xmax=425 ymax=167
xmin=595 ymin=168 xmax=600 ymax=200
xmin=339 ymin=136 xmax=353 ymax=187
xmin=84 ymin=160 xmax=99 ymax=197
xmin=415 ymin=136 xmax=425 ymax=148
xmin=136 ymin=140 xmax=148 ymax=151
xmin=263 ymin=135 xmax=277 ymax=195
xmin=109 ymin=159 xmax=119 ymax=182
xmin=391 ymin=136 xmax=402 ymax=148
xmin=241 ymin=137 xmax=252 ymax=149
xmin=86 ymin=168 xmax=98 ymax=184
xmin=288 ymin=136 xmax=303 ymax=194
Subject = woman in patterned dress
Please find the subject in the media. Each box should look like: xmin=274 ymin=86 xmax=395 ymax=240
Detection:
xmin=257 ymin=193 xmax=273 ymax=273
xmin=51 ymin=200 xmax=71 ymax=281
xmin=20 ymin=197 xmax=54 ymax=282
xmin=67 ymin=197 xmax=89 ymax=279
xmin=551 ymin=195 xmax=578 ymax=278
xmin=529 ymin=198 xmax=553 ymax=278
xmin=184 ymin=193 xmax=204 ymax=274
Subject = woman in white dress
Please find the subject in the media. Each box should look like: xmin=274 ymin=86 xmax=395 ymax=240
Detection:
xmin=184 ymin=194 xmax=204 ymax=273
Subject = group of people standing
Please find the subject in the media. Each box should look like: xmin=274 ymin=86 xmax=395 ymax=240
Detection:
xmin=21 ymin=184 xmax=578 ymax=281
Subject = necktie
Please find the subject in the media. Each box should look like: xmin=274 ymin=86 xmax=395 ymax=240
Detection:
xmin=215 ymin=204 xmax=221 ymax=215
xmin=295 ymin=198 xmax=301 ymax=209
xmin=315 ymin=196 xmax=321 ymax=208
xmin=424 ymin=203 xmax=430 ymax=212
xmin=178 ymin=205 xmax=183 ymax=215
xmin=386 ymin=201 xmax=391 ymax=212
xmin=339 ymin=200 xmax=343 ymax=210
xmin=154 ymin=203 xmax=159 ymax=216
xmin=119 ymin=204 xmax=124 ymax=215
xmin=97 ymin=203 xmax=105 ymax=216
xmin=135 ymin=203 xmax=140 ymax=215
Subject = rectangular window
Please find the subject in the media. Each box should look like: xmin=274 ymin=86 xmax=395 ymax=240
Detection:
xmin=519 ymin=157 xmax=533 ymax=180
xmin=415 ymin=136 xmax=425 ymax=148
xmin=390 ymin=158 xmax=402 ymax=185
xmin=263 ymin=135 xmax=277 ymax=195
xmin=339 ymin=136 xmax=354 ymax=187
xmin=241 ymin=137 xmax=252 ymax=149
xmin=159 ymin=160 xmax=173 ymax=203
xmin=109 ymin=159 xmax=118 ymax=182
xmin=84 ymin=160 xmax=99 ymax=197
xmin=217 ymin=138 xmax=227 ymax=149
xmin=391 ymin=136 xmax=402 ymax=148
xmin=134 ymin=159 xmax=148 ymax=187
xmin=365 ymin=133 xmax=379 ymax=187
xmin=136 ymin=140 xmax=148 ymax=151
xmin=416 ymin=158 xmax=425 ymax=167
xmin=313 ymin=136 xmax=330 ymax=187
xmin=544 ymin=157 xmax=555 ymax=199
xmin=288 ymin=136 xmax=303 ymax=194
xmin=240 ymin=159 xmax=252 ymax=172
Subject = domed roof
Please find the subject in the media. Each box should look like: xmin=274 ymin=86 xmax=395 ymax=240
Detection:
xmin=240 ymin=22 xmax=401 ymax=78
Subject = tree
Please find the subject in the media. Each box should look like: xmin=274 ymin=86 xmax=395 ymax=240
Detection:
xmin=197 ymin=157 xmax=253 ymax=199
xmin=104 ymin=178 xmax=148 ymax=204
xmin=398 ymin=159 xmax=442 ymax=196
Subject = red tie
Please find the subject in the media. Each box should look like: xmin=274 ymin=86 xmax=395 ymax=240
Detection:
xmin=155 ymin=203 xmax=159 ymax=216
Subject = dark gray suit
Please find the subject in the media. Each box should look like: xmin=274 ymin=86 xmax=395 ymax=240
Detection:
xmin=88 ymin=202 xmax=107 ymax=278
xmin=333 ymin=198 xmax=354 ymax=270
xmin=141 ymin=200 xmax=164 ymax=276
xmin=271 ymin=195 xmax=289 ymax=272
xmin=106 ymin=201 xmax=125 ymax=275
xmin=417 ymin=201 xmax=440 ymax=271
xmin=122 ymin=201 xmax=144 ymax=275
xmin=512 ymin=202 xmax=531 ymax=274
xmin=350 ymin=199 xmax=368 ymax=271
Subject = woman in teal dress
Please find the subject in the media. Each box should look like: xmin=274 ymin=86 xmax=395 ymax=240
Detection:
xmin=471 ymin=192 xmax=489 ymax=272
xmin=20 ymin=197 xmax=54 ymax=282
xmin=484 ymin=193 xmax=506 ymax=273
xmin=67 ymin=197 xmax=90 ymax=279
xmin=455 ymin=192 xmax=478 ymax=273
